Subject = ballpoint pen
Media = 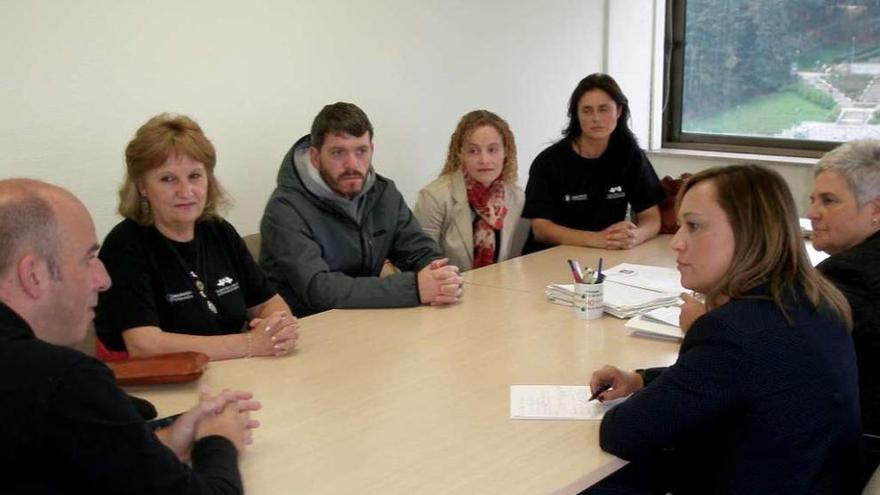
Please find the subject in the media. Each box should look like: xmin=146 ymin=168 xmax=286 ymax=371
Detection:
xmin=589 ymin=383 xmax=612 ymax=401
xmin=596 ymin=257 xmax=604 ymax=283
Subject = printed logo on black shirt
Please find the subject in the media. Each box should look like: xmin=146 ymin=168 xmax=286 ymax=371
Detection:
xmin=564 ymin=193 xmax=588 ymax=202
xmin=606 ymin=185 xmax=626 ymax=200
xmin=215 ymin=275 xmax=240 ymax=297
xmin=167 ymin=291 xmax=195 ymax=303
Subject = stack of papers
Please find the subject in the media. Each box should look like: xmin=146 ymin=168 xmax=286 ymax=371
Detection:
xmin=546 ymin=263 xmax=684 ymax=318
xmin=509 ymin=385 xmax=627 ymax=420
xmin=625 ymin=306 xmax=684 ymax=341
xmin=601 ymin=263 xmax=685 ymax=293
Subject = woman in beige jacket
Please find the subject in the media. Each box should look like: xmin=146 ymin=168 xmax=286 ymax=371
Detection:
xmin=414 ymin=110 xmax=528 ymax=272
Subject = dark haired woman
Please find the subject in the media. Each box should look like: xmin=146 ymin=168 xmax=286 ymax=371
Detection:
xmin=522 ymin=73 xmax=664 ymax=253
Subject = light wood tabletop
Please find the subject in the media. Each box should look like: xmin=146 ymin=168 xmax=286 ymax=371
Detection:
xmin=126 ymin=240 xmax=682 ymax=494
xmin=462 ymin=235 xmax=677 ymax=294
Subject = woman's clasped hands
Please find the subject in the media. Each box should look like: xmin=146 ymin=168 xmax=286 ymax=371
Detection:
xmin=248 ymin=311 xmax=300 ymax=357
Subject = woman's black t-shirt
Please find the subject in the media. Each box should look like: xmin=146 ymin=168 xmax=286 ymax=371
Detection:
xmin=521 ymin=137 xmax=665 ymax=253
xmin=95 ymin=218 xmax=275 ymax=351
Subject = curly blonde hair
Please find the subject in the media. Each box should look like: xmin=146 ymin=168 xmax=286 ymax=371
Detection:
xmin=439 ymin=110 xmax=517 ymax=182
xmin=118 ymin=113 xmax=229 ymax=225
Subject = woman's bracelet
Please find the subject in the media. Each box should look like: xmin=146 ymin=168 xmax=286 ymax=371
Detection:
xmin=245 ymin=332 xmax=253 ymax=358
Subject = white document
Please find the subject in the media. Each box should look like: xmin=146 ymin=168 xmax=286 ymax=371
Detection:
xmin=799 ymin=217 xmax=813 ymax=238
xmin=625 ymin=315 xmax=685 ymax=341
xmin=805 ymin=241 xmax=829 ymax=266
xmin=601 ymin=263 xmax=686 ymax=294
xmin=509 ymin=385 xmax=626 ymax=420
xmin=602 ymin=281 xmax=679 ymax=310
xmin=640 ymin=306 xmax=681 ymax=327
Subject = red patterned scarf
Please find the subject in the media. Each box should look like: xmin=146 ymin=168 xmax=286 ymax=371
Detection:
xmin=463 ymin=170 xmax=507 ymax=268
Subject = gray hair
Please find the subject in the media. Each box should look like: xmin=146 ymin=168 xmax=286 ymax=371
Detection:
xmin=815 ymin=140 xmax=880 ymax=209
xmin=0 ymin=181 xmax=62 ymax=280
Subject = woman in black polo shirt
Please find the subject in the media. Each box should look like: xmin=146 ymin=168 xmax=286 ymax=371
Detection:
xmin=95 ymin=113 xmax=299 ymax=361
xmin=522 ymin=73 xmax=665 ymax=254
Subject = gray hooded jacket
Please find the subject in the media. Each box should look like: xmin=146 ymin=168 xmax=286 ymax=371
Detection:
xmin=259 ymin=134 xmax=442 ymax=316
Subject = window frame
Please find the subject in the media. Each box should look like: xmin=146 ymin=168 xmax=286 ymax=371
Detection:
xmin=662 ymin=0 xmax=840 ymax=159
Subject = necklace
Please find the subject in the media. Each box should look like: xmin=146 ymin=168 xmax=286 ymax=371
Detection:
xmin=164 ymin=231 xmax=218 ymax=315
xmin=188 ymin=270 xmax=218 ymax=314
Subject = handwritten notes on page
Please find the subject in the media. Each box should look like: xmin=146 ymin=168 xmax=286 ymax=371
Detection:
xmin=510 ymin=385 xmax=626 ymax=420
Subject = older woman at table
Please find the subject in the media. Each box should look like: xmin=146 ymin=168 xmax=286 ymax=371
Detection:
xmin=585 ymin=165 xmax=860 ymax=494
xmin=413 ymin=110 xmax=527 ymax=271
xmin=95 ymin=113 xmax=299 ymax=361
xmin=808 ymin=139 xmax=880 ymax=485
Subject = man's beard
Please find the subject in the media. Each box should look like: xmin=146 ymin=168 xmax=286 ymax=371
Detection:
xmin=320 ymin=166 xmax=366 ymax=198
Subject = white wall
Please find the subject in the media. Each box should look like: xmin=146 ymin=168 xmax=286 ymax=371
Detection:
xmin=0 ymin=0 xmax=606 ymax=238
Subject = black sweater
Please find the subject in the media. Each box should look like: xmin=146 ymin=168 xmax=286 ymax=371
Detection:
xmin=819 ymin=231 xmax=880 ymax=435
xmin=601 ymin=287 xmax=861 ymax=494
xmin=0 ymin=302 xmax=242 ymax=494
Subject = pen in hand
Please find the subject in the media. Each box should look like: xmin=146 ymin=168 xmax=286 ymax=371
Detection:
xmin=589 ymin=383 xmax=612 ymax=402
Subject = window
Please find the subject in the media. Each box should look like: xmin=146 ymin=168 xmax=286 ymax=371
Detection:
xmin=664 ymin=0 xmax=880 ymax=158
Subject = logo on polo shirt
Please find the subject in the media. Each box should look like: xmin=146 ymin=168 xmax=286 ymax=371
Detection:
xmin=215 ymin=275 xmax=240 ymax=297
xmin=564 ymin=193 xmax=588 ymax=202
xmin=606 ymin=185 xmax=626 ymax=200
xmin=167 ymin=291 xmax=194 ymax=303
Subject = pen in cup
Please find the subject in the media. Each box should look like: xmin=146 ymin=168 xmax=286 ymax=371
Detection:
xmin=572 ymin=260 xmax=585 ymax=281
xmin=584 ymin=268 xmax=594 ymax=284
xmin=596 ymin=257 xmax=604 ymax=283
xmin=567 ymin=259 xmax=583 ymax=283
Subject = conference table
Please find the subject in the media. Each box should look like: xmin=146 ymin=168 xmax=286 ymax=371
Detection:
xmin=126 ymin=236 xmax=682 ymax=494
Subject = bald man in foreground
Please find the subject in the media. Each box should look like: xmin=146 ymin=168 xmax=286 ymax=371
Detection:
xmin=0 ymin=179 xmax=258 ymax=494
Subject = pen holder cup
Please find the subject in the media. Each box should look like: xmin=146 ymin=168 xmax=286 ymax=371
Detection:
xmin=573 ymin=282 xmax=604 ymax=320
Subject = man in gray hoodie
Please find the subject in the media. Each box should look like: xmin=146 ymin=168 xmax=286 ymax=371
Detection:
xmin=260 ymin=102 xmax=464 ymax=316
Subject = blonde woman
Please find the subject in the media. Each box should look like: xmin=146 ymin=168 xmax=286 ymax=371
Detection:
xmin=413 ymin=110 xmax=528 ymax=271
xmin=95 ymin=113 xmax=298 ymax=361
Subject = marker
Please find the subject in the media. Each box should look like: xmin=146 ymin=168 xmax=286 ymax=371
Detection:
xmin=596 ymin=257 xmax=604 ymax=283
xmin=566 ymin=259 xmax=583 ymax=283
xmin=589 ymin=383 xmax=612 ymax=402
xmin=572 ymin=260 xmax=585 ymax=282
